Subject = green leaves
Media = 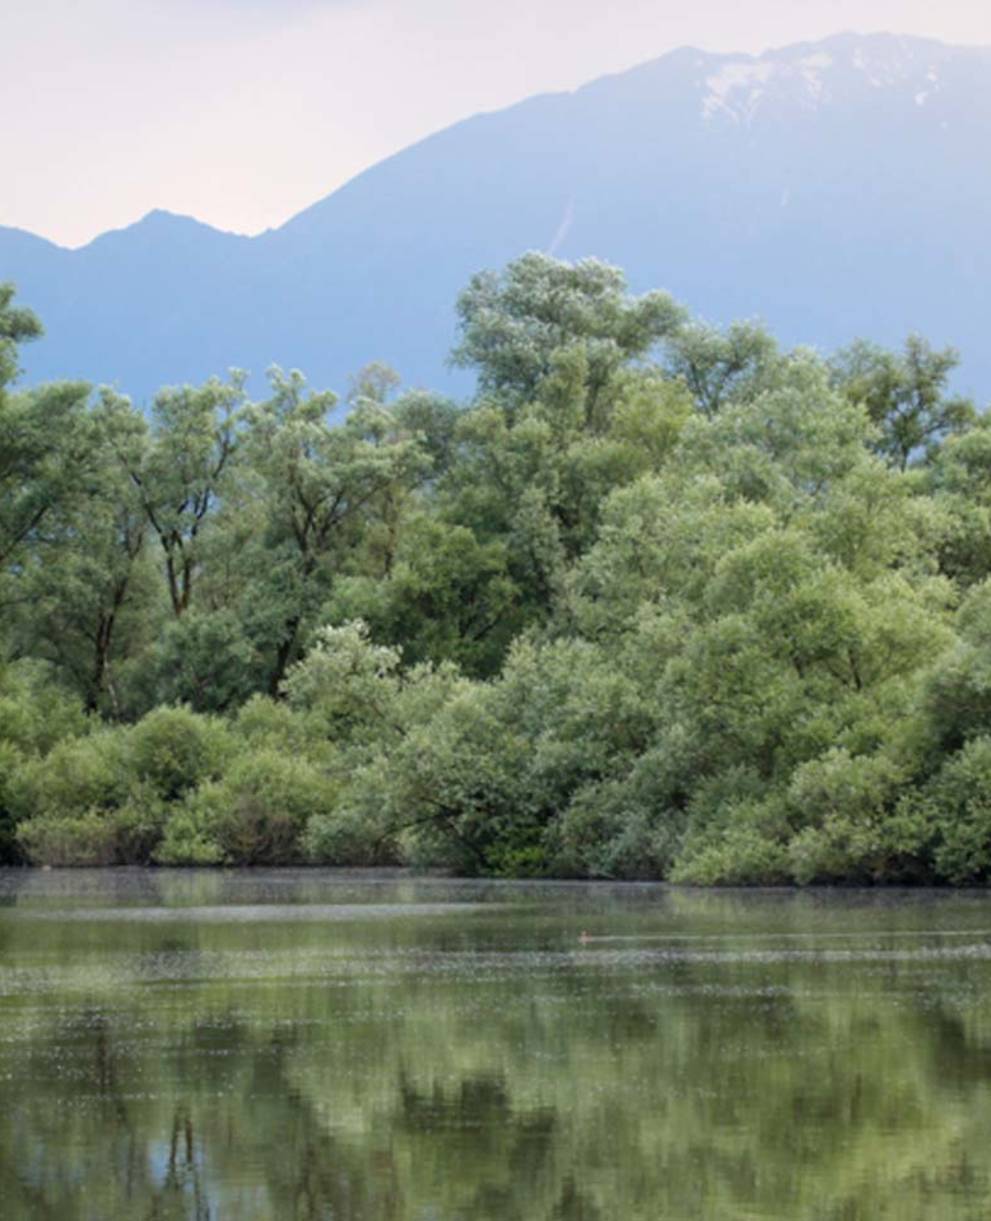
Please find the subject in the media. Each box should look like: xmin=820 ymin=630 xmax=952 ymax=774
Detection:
xmin=452 ymin=252 xmax=683 ymax=418
xmin=4 ymin=259 xmax=991 ymax=882
xmin=831 ymin=334 xmax=977 ymax=470
xmin=0 ymin=282 xmax=42 ymax=392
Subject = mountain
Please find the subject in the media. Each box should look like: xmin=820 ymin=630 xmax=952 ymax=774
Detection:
xmin=4 ymin=32 xmax=991 ymax=402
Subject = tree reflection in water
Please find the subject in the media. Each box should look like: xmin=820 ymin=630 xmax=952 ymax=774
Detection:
xmin=1 ymin=874 xmax=991 ymax=1219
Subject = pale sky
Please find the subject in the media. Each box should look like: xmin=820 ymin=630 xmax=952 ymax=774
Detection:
xmin=4 ymin=0 xmax=991 ymax=248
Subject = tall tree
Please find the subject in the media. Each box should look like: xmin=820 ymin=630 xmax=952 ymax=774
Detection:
xmin=830 ymin=334 xmax=976 ymax=470
xmin=451 ymin=253 xmax=683 ymax=424
xmin=240 ymin=369 xmax=428 ymax=694
xmin=0 ymin=285 xmax=93 ymax=595
xmin=663 ymin=319 xmax=780 ymax=417
xmin=104 ymin=376 xmax=246 ymax=618
xmin=0 ymin=283 xmax=42 ymax=392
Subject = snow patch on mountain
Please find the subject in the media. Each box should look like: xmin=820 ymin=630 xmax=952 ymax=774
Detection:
xmin=701 ymin=62 xmax=774 ymax=122
xmin=702 ymin=53 xmax=834 ymax=124
xmin=699 ymin=38 xmax=958 ymax=125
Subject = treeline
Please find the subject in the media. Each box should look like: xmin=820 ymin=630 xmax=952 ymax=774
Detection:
xmin=2 ymin=257 xmax=991 ymax=882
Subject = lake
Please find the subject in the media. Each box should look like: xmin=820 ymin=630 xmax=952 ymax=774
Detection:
xmin=1 ymin=870 xmax=990 ymax=1219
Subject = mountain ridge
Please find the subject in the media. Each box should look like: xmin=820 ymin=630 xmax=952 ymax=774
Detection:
xmin=21 ymin=31 xmax=986 ymax=252
xmin=3 ymin=31 xmax=989 ymax=400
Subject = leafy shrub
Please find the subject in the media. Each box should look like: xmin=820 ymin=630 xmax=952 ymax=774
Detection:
xmin=9 ymin=707 xmax=228 ymax=864
xmin=670 ymin=817 xmax=791 ymax=886
xmin=548 ymin=754 xmax=686 ymax=880
xmin=900 ymin=737 xmax=991 ymax=883
xmin=17 ymin=799 xmax=167 ymax=867
xmin=129 ymin=706 xmax=232 ymax=800
xmin=304 ymin=808 xmax=398 ymax=866
xmin=154 ymin=802 xmax=226 ymax=866
xmin=7 ymin=730 xmax=132 ymax=822
xmin=157 ymin=749 xmax=337 ymax=865
xmin=17 ymin=813 xmax=118 ymax=867
xmin=283 ymin=621 xmax=402 ymax=741
xmin=233 ymin=694 xmax=335 ymax=763
xmin=671 ymin=797 xmax=791 ymax=885
xmin=784 ymin=750 xmax=910 ymax=884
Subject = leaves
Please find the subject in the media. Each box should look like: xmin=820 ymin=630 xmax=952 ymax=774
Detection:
xmin=3 ymin=257 xmax=991 ymax=881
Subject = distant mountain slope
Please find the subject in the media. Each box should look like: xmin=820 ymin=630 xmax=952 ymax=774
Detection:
xmin=3 ymin=32 xmax=990 ymax=401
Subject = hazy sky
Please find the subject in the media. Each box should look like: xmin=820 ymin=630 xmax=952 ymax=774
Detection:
xmin=4 ymin=0 xmax=991 ymax=247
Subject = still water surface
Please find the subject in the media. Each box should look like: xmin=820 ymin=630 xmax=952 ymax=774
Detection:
xmin=2 ymin=870 xmax=991 ymax=1219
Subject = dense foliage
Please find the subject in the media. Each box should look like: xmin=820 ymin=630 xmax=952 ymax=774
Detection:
xmin=3 ymin=254 xmax=991 ymax=882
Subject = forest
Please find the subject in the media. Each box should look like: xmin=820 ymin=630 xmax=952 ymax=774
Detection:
xmin=2 ymin=254 xmax=991 ymax=884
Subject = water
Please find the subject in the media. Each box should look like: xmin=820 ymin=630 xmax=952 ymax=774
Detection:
xmin=2 ymin=871 xmax=991 ymax=1220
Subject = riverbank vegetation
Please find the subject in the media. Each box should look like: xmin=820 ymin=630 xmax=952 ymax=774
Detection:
xmin=3 ymin=257 xmax=991 ymax=882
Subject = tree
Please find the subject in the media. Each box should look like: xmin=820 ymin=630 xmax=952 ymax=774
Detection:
xmin=105 ymin=376 xmax=246 ymax=619
xmin=0 ymin=382 xmax=94 ymax=579
xmin=0 ymin=283 xmax=42 ymax=390
xmin=326 ymin=514 xmax=520 ymax=677
xmin=0 ymin=288 xmax=94 ymax=581
xmin=240 ymin=369 xmax=429 ymax=694
xmin=663 ymin=318 xmax=780 ymax=416
xmin=830 ymin=334 xmax=976 ymax=470
xmin=451 ymin=253 xmax=683 ymax=423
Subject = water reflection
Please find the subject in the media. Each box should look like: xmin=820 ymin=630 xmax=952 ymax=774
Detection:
xmin=1 ymin=872 xmax=991 ymax=1218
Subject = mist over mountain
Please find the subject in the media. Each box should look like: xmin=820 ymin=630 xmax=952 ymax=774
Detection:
xmin=3 ymin=31 xmax=990 ymax=401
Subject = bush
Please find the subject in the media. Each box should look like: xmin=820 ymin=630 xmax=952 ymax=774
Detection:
xmin=670 ymin=817 xmax=791 ymax=886
xmin=7 ymin=730 xmax=132 ymax=822
xmin=903 ymin=737 xmax=991 ymax=883
xmin=157 ymin=749 xmax=338 ymax=865
xmin=129 ymin=706 xmax=232 ymax=800
xmin=17 ymin=813 xmax=118 ymax=867
xmin=233 ymin=695 xmax=334 ymax=763
xmin=548 ymin=757 xmax=686 ymax=880
xmin=784 ymin=750 xmax=910 ymax=884
xmin=154 ymin=802 xmax=226 ymax=866
xmin=17 ymin=799 xmax=167 ymax=867
xmin=304 ymin=808 xmax=398 ymax=866
xmin=671 ymin=798 xmax=791 ymax=885
xmin=9 ymin=707 xmax=229 ymax=864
